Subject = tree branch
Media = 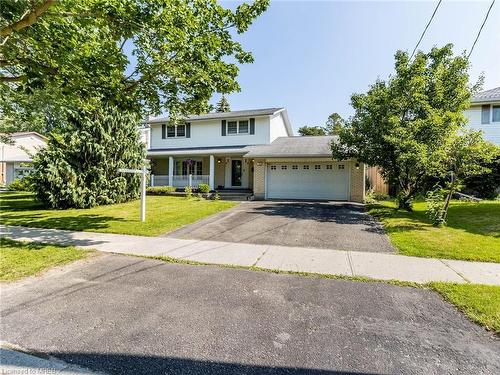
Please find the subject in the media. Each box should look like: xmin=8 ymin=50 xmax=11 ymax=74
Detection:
xmin=0 ymin=0 xmax=56 ymax=37
xmin=0 ymin=76 xmax=24 ymax=82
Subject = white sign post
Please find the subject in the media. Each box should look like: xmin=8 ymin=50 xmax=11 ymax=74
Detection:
xmin=118 ymin=166 xmax=148 ymax=222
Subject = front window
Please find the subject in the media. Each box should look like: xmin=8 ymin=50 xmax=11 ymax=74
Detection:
xmin=493 ymin=105 xmax=500 ymax=122
xmin=175 ymin=160 xmax=202 ymax=175
xmin=167 ymin=124 xmax=186 ymax=138
xmin=227 ymin=121 xmax=238 ymax=134
xmin=239 ymin=120 xmax=249 ymax=133
xmin=176 ymin=124 xmax=185 ymax=137
xmin=227 ymin=119 xmax=250 ymax=135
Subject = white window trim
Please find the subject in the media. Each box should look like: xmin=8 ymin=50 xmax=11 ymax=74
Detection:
xmin=226 ymin=119 xmax=250 ymax=135
xmin=166 ymin=124 xmax=186 ymax=139
xmin=491 ymin=104 xmax=500 ymax=124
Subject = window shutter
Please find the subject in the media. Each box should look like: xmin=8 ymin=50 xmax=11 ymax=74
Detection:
xmin=481 ymin=105 xmax=490 ymax=124
xmin=186 ymin=122 xmax=191 ymax=138
xmin=221 ymin=120 xmax=226 ymax=136
xmin=250 ymin=118 xmax=255 ymax=134
xmin=162 ymin=124 xmax=166 ymax=139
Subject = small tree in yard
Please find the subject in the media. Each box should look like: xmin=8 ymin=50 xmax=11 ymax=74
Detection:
xmin=30 ymin=106 xmax=146 ymax=209
xmin=427 ymin=131 xmax=497 ymax=225
xmin=332 ymin=45 xmax=478 ymax=210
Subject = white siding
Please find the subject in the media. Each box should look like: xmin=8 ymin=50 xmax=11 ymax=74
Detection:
xmin=269 ymin=113 xmax=290 ymax=141
xmin=150 ymin=116 xmax=271 ymax=149
xmin=0 ymin=133 xmax=46 ymax=162
xmin=465 ymin=104 xmax=500 ymax=145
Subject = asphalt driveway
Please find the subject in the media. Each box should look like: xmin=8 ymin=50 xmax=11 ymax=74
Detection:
xmin=1 ymin=254 xmax=499 ymax=375
xmin=166 ymin=201 xmax=395 ymax=253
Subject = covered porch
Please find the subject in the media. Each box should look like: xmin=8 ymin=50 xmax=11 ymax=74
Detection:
xmin=148 ymin=149 xmax=254 ymax=191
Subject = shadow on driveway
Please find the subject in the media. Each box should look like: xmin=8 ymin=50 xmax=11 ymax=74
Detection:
xmin=167 ymin=201 xmax=395 ymax=253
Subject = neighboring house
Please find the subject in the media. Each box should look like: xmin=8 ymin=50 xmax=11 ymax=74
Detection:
xmin=0 ymin=132 xmax=47 ymax=185
xmin=464 ymin=86 xmax=500 ymax=144
xmin=147 ymin=108 xmax=365 ymax=202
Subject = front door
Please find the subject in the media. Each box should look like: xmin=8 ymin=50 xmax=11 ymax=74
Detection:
xmin=231 ymin=160 xmax=242 ymax=186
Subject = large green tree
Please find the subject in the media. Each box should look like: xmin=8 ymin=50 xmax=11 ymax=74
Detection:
xmin=0 ymin=0 xmax=269 ymax=136
xmin=30 ymin=105 xmax=146 ymax=209
xmin=332 ymin=45 xmax=479 ymax=210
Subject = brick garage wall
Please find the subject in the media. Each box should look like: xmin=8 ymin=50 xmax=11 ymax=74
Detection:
xmin=253 ymin=159 xmax=266 ymax=199
xmin=350 ymin=161 xmax=365 ymax=203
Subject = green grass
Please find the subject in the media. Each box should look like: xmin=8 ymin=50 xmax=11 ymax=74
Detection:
xmin=0 ymin=238 xmax=90 ymax=281
xmin=0 ymin=191 xmax=238 ymax=236
xmin=368 ymin=200 xmax=500 ymax=262
xmin=431 ymin=283 xmax=500 ymax=333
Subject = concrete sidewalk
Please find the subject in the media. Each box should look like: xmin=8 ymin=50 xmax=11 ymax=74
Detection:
xmin=2 ymin=224 xmax=499 ymax=285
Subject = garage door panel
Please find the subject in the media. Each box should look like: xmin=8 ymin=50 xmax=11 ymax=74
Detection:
xmin=267 ymin=163 xmax=349 ymax=200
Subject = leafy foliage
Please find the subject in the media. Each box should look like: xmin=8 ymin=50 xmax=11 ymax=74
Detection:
xmin=324 ymin=113 xmax=346 ymax=135
xmin=438 ymin=131 xmax=497 ymax=221
xmin=298 ymin=126 xmax=326 ymax=136
xmin=425 ymin=187 xmax=446 ymax=226
xmin=298 ymin=113 xmax=345 ymax=136
xmin=0 ymin=0 xmax=269 ymax=135
xmin=30 ymin=105 xmax=146 ymax=208
xmin=197 ymin=183 xmax=210 ymax=193
xmin=463 ymin=151 xmax=500 ymax=199
xmin=332 ymin=45 xmax=479 ymax=210
xmin=8 ymin=178 xmax=31 ymax=191
xmin=215 ymin=95 xmax=231 ymax=113
xmin=146 ymin=186 xmax=176 ymax=195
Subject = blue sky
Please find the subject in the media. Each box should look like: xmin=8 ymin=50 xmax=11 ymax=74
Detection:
xmin=216 ymin=0 xmax=500 ymax=132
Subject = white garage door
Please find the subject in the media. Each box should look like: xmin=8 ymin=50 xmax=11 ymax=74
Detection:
xmin=267 ymin=162 xmax=349 ymax=200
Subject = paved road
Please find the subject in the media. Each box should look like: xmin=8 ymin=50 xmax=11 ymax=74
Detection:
xmin=167 ymin=201 xmax=395 ymax=253
xmin=1 ymin=253 xmax=499 ymax=375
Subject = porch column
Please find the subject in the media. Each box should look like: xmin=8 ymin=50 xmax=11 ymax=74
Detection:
xmin=209 ymin=154 xmax=215 ymax=191
xmin=168 ymin=156 xmax=174 ymax=186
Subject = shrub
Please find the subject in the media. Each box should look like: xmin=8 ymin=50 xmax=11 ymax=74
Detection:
xmin=425 ymin=187 xmax=446 ymax=226
xmin=146 ymin=186 xmax=176 ymax=195
xmin=463 ymin=154 xmax=500 ymax=199
xmin=197 ymin=183 xmax=210 ymax=193
xmin=8 ymin=178 xmax=31 ymax=191
xmin=184 ymin=186 xmax=193 ymax=199
xmin=30 ymin=105 xmax=146 ymax=209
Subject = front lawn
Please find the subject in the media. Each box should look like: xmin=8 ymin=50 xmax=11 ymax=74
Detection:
xmin=0 ymin=192 xmax=238 ymax=236
xmin=0 ymin=238 xmax=90 ymax=281
xmin=431 ymin=282 xmax=500 ymax=333
xmin=368 ymin=200 xmax=500 ymax=263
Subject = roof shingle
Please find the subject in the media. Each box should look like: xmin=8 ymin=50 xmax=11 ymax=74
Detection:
xmin=472 ymin=87 xmax=500 ymax=103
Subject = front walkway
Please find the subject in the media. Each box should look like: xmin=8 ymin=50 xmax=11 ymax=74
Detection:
xmin=1 ymin=224 xmax=499 ymax=285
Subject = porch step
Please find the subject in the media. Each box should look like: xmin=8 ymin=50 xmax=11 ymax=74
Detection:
xmin=216 ymin=190 xmax=253 ymax=201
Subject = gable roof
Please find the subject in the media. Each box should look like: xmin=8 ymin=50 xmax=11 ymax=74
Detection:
xmin=244 ymin=136 xmax=337 ymax=158
xmin=472 ymin=87 xmax=500 ymax=103
xmin=149 ymin=108 xmax=285 ymax=124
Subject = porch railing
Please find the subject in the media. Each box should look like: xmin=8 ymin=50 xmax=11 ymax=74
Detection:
xmin=151 ymin=174 xmax=210 ymax=188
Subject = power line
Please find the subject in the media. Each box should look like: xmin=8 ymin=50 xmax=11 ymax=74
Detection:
xmin=410 ymin=0 xmax=443 ymax=60
xmin=468 ymin=0 xmax=496 ymax=59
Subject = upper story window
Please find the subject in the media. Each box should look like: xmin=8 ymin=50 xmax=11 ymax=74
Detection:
xmin=227 ymin=120 xmax=249 ymax=135
xmin=481 ymin=104 xmax=500 ymax=124
xmin=163 ymin=123 xmax=189 ymax=138
xmin=493 ymin=105 xmax=500 ymax=122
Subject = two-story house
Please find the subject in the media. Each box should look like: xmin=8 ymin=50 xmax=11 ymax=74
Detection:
xmin=147 ymin=108 xmax=365 ymax=202
xmin=464 ymin=86 xmax=500 ymax=144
